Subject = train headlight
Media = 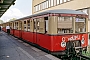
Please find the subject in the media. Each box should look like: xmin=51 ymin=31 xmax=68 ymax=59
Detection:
xmin=61 ymin=42 xmax=66 ymax=47
xmin=81 ymin=36 xmax=85 ymax=44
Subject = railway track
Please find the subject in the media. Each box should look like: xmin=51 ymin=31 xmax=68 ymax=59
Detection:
xmin=59 ymin=55 xmax=90 ymax=60
xmin=77 ymin=55 xmax=90 ymax=60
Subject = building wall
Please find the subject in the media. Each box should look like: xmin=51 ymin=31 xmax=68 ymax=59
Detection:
xmin=32 ymin=0 xmax=90 ymax=14
xmin=32 ymin=0 xmax=90 ymax=32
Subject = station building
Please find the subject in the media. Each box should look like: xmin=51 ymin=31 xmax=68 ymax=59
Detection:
xmin=32 ymin=0 xmax=90 ymax=33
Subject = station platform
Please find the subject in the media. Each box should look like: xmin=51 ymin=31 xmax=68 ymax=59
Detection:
xmin=0 ymin=31 xmax=60 ymax=60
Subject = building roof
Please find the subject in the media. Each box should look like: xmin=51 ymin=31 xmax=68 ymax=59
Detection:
xmin=0 ymin=0 xmax=16 ymax=17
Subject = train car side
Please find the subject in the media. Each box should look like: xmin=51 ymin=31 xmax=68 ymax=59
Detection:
xmin=1 ymin=9 xmax=89 ymax=57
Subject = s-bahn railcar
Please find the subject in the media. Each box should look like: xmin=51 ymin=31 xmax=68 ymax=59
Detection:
xmin=1 ymin=9 xmax=88 ymax=57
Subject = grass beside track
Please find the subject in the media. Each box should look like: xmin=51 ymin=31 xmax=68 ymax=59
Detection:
xmin=82 ymin=51 xmax=90 ymax=57
xmin=82 ymin=45 xmax=90 ymax=57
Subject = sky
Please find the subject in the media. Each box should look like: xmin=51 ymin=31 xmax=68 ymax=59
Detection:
xmin=0 ymin=0 xmax=32 ymax=22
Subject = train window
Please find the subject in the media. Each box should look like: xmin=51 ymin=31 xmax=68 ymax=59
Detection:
xmin=15 ymin=22 xmax=17 ymax=29
xmin=57 ymin=17 xmax=72 ymax=34
xmin=57 ymin=28 xmax=71 ymax=33
xmin=24 ymin=21 xmax=26 ymax=24
xmin=58 ymin=28 xmax=63 ymax=33
xmin=44 ymin=17 xmax=48 ymax=33
xmin=37 ymin=20 xmax=40 ymax=31
xmin=14 ymin=22 xmax=16 ymax=29
xmin=11 ymin=23 xmax=12 ymax=29
xmin=15 ymin=22 xmax=18 ymax=29
xmin=33 ymin=19 xmax=40 ymax=32
xmin=34 ymin=19 xmax=37 ymax=30
xmin=10 ymin=23 xmax=12 ymax=28
xmin=64 ymin=17 xmax=72 ymax=21
xmin=27 ymin=20 xmax=30 ymax=31
xmin=39 ymin=18 xmax=45 ymax=33
xmin=18 ymin=22 xmax=19 ymax=30
xmin=75 ymin=17 xmax=86 ymax=33
xmin=58 ymin=17 xmax=72 ymax=22
xmin=19 ymin=21 xmax=22 ymax=30
xmin=24 ymin=21 xmax=27 ymax=31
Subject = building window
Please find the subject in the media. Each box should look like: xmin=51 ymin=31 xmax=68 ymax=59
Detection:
xmin=60 ymin=0 xmax=63 ymax=4
xmin=38 ymin=4 xmax=40 ymax=11
xmin=42 ymin=2 xmax=44 ymax=9
xmin=54 ymin=0 xmax=56 ymax=6
xmin=41 ymin=3 xmax=43 ymax=10
xmin=67 ymin=0 xmax=70 ymax=1
xmin=57 ymin=0 xmax=60 ymax=5
xmin=46 ymin=0 xmax=48 ymax=8
xmin=64 ymin=0 xmax=67 ymax=2
xmin=34 ymin=6 xmax=36 ymax=12
xmin=48 ymin=0 xmax=51 ymax=7
xmin=35 ymin=5 xmax=38 ymax=11
xmin=44 ymin=1 xmax=47 ymax=9
xmin=34 ymin=0 xmax=73 ymax=12
xmin=51 ymin=0 xmax=54 ymax=6
xmin=37 ymin=5 xmax=39 ymax=11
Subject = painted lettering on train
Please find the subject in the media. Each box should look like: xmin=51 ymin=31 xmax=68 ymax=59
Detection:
xmin=68 ymin=35 xmax=80 ymax=41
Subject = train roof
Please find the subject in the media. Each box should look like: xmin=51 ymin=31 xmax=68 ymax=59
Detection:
xmin=32 ymin=9 xmax=87 ymax=16
xmin=27 ymin=9 xmax=87 ymax=18
xmin=10 ymin=9 xmax=87 ymax=22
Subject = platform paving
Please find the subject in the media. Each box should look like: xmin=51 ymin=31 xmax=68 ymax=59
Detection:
xmin=0 ymin=32 xmax=60 ymax=60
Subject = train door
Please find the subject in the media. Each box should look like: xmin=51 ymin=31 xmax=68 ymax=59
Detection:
xmin=33 ymin=17 xmax=46 ymax=44
xmin=12 ymin=22 xmax=14 ymax=35
xmin=33 ymin=19 xmax=38 ymax=44
xmin=45 ymin=17 xmax=48 ymax=33
xmin=33 ymin=18 xmax=40 ymax=44
xmin=19 ymin=21 xmax=22 ymax=38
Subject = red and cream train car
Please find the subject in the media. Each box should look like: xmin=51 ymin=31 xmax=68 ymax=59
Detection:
xmin=2 ymin=9 xmax=88 ymax=57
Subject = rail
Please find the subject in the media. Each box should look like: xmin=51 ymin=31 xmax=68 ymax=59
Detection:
xmin=77 ymin=55 xmax=90 ymax=60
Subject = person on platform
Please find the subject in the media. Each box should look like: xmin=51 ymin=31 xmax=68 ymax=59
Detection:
xmin=1 ymin=26 xmax=2 ymax=31
xmin=6 ymin=25 xmax=10 ymax=35
xmin=0 ymin=26 xmax=1 ymax=31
